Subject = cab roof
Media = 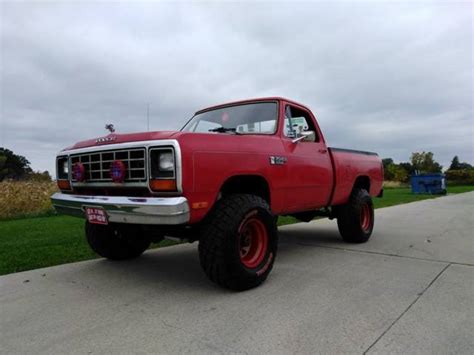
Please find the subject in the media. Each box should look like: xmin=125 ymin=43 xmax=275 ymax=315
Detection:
xmin=195 ymin=97 xmax=312 ymax=115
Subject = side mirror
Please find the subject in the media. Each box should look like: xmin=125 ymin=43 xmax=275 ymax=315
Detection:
xmin=292 ymin=131 xmax=315 ymax=143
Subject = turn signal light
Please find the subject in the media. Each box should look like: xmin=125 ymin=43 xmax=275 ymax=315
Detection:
xmin=192 ymin=202 xmax=208 ymax=209
xmin=57 ymin=180 xmax=71 ymax=191
xmin=149 ymin=179 xmax=177 ymax=192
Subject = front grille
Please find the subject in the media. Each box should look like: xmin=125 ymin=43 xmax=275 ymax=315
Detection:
xmin=74 ymin=187 xmax=152 ymax=197
xmin=70 ymin=148 xmax=147 ymax=183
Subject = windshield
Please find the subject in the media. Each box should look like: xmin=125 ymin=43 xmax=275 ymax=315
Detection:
xmin=181 ymin=102 xmax=278 ymax=135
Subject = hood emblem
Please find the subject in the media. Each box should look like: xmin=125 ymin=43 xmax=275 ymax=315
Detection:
xmin=105 ymin=123 xmax=115 ymax=133
xmin=96 ymin=136 xmax=116 ymax=144
xmin=96 ymin=124 xmax=117 ymax=143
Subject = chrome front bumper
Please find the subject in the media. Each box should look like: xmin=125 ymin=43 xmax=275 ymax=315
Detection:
xmin=51 ymin=193 xmax=190 ymax=225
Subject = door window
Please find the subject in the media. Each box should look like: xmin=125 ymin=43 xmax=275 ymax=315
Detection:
xmin=283 ymin=105 xmax=318 ymax=142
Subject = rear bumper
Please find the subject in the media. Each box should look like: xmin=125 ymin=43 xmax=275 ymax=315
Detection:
xmin=50 ymin=192 xmax=190 ymax=225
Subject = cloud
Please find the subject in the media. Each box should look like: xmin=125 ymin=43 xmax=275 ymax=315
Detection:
xmin=1 ymin=1 xmax=472 ymax=174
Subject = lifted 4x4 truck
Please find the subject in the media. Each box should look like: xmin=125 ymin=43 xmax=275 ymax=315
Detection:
xmin=51 ymin=97 xmax=383 ymax=290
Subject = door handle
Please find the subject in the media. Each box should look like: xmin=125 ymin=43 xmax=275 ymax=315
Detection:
xmin=318 ymin=149 xmax=327 ymax=154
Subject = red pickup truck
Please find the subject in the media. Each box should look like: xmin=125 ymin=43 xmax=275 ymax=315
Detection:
xmin=51 ymin=97 xmax=383 ymax=290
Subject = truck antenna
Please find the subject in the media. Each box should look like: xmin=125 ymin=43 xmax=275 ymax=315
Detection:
xmin=147 ymin=103 xmax=150 ymax=132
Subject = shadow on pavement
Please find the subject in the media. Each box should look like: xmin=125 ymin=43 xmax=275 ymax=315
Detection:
xmin=75 ymin=223 xmax=343 ymax=293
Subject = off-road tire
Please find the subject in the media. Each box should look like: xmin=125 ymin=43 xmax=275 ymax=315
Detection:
xmin=198 ymin=194 xmax=278 ymax=291
xmin=85 ymin=222 xmax=151 ymax=260
xmin=336 ymin=188 xmax=374 ymax=243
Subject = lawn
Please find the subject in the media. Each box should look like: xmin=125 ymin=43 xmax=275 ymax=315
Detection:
xmin=277 ymin=185 xmax=474 ymax=226
xmin=0 ymin=217 xmax=177 ymax=276
xmin=1 ymin=185 xmax=473 ymax=276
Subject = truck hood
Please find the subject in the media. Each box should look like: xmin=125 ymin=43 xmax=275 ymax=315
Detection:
xmin=62 ymin=131 xmax=180 ymax=151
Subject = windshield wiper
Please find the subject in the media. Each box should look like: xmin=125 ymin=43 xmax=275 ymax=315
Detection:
xmin=208 ymin=127 xmax=241 ymax=134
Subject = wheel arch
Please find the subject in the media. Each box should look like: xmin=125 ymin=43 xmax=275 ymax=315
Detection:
xmin=352 ymin=175 xmax=371 ymax=193
xmin=219 ymin=174 xmax=271 ymax=206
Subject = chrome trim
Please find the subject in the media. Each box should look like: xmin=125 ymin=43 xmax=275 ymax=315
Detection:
xmin=56 ymin=139 xmax=183 ymax=194
xmin=59 ymin=140 xmax=179 ymax=156
xmin=51 ymin=192 xmax=190 ymax=225
xmin=72 ymin=181 xmax=148 ymax=188
xmin=70 ymin=147 xmax=147 ymax=183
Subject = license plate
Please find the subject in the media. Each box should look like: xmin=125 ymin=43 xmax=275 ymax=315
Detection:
xmin=85 ymin=207 xmax=108 ymax=225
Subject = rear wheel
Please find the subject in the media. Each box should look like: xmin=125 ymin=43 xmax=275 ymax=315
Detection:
xmin=336 ymin=188 xmax=374 ymax=243
xmin=199 ymin=194 xmax=278 ymax=291
xmin=85 ymin=222 xmax=151 ymax=260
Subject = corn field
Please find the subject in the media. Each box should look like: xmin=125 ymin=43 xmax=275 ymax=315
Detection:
xmin=0 ymin=181 xmax=58 ymax=219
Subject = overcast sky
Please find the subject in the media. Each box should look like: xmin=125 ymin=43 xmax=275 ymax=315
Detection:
xmin=1 ymin=1 xmax=472 ymax=175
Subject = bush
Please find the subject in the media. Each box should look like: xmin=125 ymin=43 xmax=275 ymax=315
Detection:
xmin=445 ymin=169 xmax=474 ymax=185
xmin=0 ymin=181 xmax=58 ymax=219
xmin=386 ymin=164 xmax=409 ymax=183
xmin=26 ymin=171 xmax=53 ymax=182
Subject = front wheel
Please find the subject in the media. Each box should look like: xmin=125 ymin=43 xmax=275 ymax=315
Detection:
xmin=336 ymin=188 xmax=374 ymax=243
xmin=198 ymin=194 xmax=278 ymax=291
xmin=85 ymin=222 xmax=151 ymax=260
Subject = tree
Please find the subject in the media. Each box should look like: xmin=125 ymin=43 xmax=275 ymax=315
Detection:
xmin=381 ymin=158 xmax=410 ymax=182
xmin=410 ymin=151 xmax=442 ymax=174
xmin=386 ymin=164 xmax=408 ymax=182
xmin=399 ymin=162 xmax=415 ymax=176
xmin=449 ymin=156 xmax=472 ymax=170
xmin=382 ymin=158 xmax=394 ymax=170
xmin=0 ymin=148 xmax=33 ymax=181
xmin=27 ymin=170 xmax=53 ymax=182
xmin=0 ymin=151 xmax=7 ymax=178
xmin=382 ymin=158 xmax=395 ymax=180
xmin=449 ymin=156 xmax=461 ymax=170
xmin=459 ymin=162 xmax=473 ymax=170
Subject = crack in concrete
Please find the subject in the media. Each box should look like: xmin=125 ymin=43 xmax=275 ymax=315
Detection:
xmin=362 ymin=263 xmax=452 ymax=354
xmin=294 ymin=242 xmax=474 ymax=267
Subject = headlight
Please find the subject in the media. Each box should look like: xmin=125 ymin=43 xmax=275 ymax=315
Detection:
xmin=63 ymin=160 xmax=69 ymax=174
xmin=150 ymin=148 xmax=176 ymax=180
xmin=57 ymin=156 xmax=69 ymax=180
xmin=149 ymin=148 xmax=177 ymax=191
xmin=159 ymin=152 xmax=174 ymax=171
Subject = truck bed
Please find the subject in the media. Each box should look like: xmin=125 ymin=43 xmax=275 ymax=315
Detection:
xmin=328 ymin=147 xmax=384 ymax=206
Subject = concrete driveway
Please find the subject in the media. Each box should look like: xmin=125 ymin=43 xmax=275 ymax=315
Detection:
xmin=1 ymin=192 xmax=473 ymax=354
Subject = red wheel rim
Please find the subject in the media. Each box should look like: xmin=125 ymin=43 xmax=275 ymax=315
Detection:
xmin=238 ymin=217 xmax=268 ymax=268
xmin=360 ymin=203 xmax=372 ymax=232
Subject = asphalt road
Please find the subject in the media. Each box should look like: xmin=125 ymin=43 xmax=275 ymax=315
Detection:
xmin=1 ymin=192 xmax=473 ymax=354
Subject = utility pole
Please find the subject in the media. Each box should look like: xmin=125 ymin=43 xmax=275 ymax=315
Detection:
xmin=147 ymin=103 xmax=150 ymax=132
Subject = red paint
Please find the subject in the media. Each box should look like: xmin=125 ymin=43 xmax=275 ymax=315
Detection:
xmin=360 ymin=203 xmax=372 ymax=232
xmin=256 ymin=252 xmax=274 ymax=276
xmin=60 ymin=97 xmax=384 ymax=225
xmin=63 ymin=131 xmax=178 ymax=151
xmin=238 ymin=217 xmax=268 ymax=268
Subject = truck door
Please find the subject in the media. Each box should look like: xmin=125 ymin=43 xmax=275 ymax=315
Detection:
xmin=281 ymin=104 xmax=333 ymax=210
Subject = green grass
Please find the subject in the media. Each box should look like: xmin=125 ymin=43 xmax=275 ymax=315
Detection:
xmin=277 ymin=185 xmax=474 ymax=226
xmin=1 ymin=185 xmax=473 ymax=276
xmin=445 ymin=185 xmax=474 ymax=194
xmin=0 ymin=216 xmax=93 ymax=275
xmin=374 ymin=185 xmax=474 ymax=209
xmin=373 ymin=187 xmax=439 ymax=209
xmin=0 ymin=216 xmax=177 ymax=276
